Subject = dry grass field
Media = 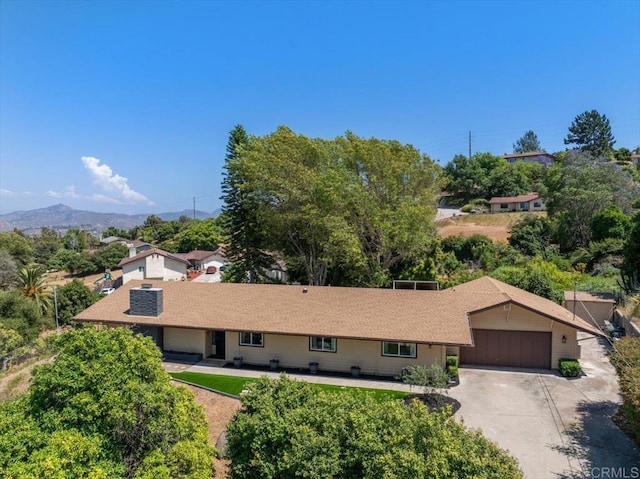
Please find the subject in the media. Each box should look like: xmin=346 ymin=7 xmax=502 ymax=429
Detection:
xmin=436 ymin=211 xmax=546 ymax=243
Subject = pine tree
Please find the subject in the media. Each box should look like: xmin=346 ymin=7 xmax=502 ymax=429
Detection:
xmin=564 ymin=109 xmax=616 ymax=158
xmin=513 ymin=130 xmax=542 ymax=153
xmin=220 ymin=125 xmax=272 ymax=283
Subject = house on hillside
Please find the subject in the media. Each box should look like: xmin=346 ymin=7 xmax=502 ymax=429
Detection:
xmin=503 ymin=151 xmax=555 ymax=167
xmin=99 ymin=236 xmax=129 ymax=247
xmin=118 ymin=248 xmax=189 ymax=284
xmin=174 ymin=248 xmax=227 ymax=272
xmin=489 ymin=193 xmax=546 ymax=213
xmin=75 ymin=276 xmax=602 ymax=376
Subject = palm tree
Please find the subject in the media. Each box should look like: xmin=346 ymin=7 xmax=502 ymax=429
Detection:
xmin=16 ymin=265 xmax=51 ymax=314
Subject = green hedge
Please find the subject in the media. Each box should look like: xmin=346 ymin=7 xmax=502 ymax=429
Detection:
xmin=610 ymin=338 xmax=640 ymax=444
xmin=446 ymin=355 xmax=459 ymax=367
xmin=558 ymin=358 xmax=582 ymax=377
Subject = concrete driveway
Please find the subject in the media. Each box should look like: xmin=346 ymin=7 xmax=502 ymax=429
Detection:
xmin=450 ymin=333 xmax=639 ymax=478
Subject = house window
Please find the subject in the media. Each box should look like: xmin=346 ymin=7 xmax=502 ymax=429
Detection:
xmin=309 ymin=336 xmax=336 ymax=352
xmin=382 ymin=342 xmax=416 ymax=358
xmin=533 ymin=202 xmax=541 ymax=207
xmin=500 ymin=203 xmax=509 ymax=209
xmin=239 ymin=332 xmax=263 ymax=347
xmin=138 ymin=266 xmax=145 ymax=273
xmin=520 ymin=202 xmax=529 ymax=210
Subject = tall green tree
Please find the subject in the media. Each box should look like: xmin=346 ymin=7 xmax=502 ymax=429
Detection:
xmin=221 ymin=125 xmax=273 ymax=283
xmin=91 ymin=243 xmax=129 ymax=272
xmin=0 ymin=327 xmax=214 ymax=478
xmin=0 ymin=232 xmax=34 ymax=267
xmin=63 ymin=228 xmax=91 ymax=252
xmin=444 ymin=153 xmax=504 ymax=202
xmin=564 ymin=109 xmax=615 ymax=157
xmin=55 ymin=280 xmax=99 ymax=325
xmin=543 ymin=151 xmax=638 ymax=251
xmin=175 ymin=218 xmax=223 ymax=252
xmin=513 ymin=130 xmax=542 ymax=153
xmin=32 ymin=227 xmax=61 ymax=265
xmin=0 ymin=251 xmax=17 ymax=290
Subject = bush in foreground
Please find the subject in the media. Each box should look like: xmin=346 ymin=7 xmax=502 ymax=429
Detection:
xmin=226 ymin=375 xmax=522 ymax=479
xmin=610 ymin=337 xmax=640 ymax=444
xmin=0 ymin=327 xmax=214 ymax=478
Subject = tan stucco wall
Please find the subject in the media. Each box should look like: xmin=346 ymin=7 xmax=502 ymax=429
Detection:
xmin=490 ymin=199 xmax=545 ymax=214
xmin=164 ymin=327 xmax=206 ymax=354
xmin=224 ymin=332 xmax=445 ymax=376
xmin=565 ymin=300 xmax=613 ymax=328
xmin=470 ymin=304 xmax=579 ymax=369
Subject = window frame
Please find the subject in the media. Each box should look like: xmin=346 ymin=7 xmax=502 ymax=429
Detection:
xmin=381 ymin=341 xmax=417 ymax=358
xmin=309 ymin=336 xmax=337 ymax=353
xmin=239 ymin=332 xmax=264 ymax=347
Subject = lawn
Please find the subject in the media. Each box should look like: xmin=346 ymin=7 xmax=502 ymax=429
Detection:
xmin=170 ymin=371 xmax=409 ymax=401
xmin=454 ymin=211 xmax=546 ymax=227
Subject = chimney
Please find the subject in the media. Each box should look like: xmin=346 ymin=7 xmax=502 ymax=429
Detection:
xmin=129 ymin=245 xmax=137 ymax=258
xmin=130 ymin=285 xmax=163 ymax=317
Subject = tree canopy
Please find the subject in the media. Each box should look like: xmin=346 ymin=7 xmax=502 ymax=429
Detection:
xmin=564 ymin=109 xmax=615 ymax=157
xmin=513 ymin=130 xmax=542 ymax=153
xmin=226 ymin=375 xmax=522 ymax=479
xmin=0 ymin=327 xmax=214 ymax=478
xmin=223 ymin=126 xmax=440 ymax=286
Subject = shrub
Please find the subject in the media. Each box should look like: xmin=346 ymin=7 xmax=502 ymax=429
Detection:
xmin=448 ymin=365 xmax=459 ymax=378
xmin=446 ymin=355 xmax=459 ymax=367
xmin=558 ymin=358 xmax=582 ymax=377
xmin=610 ymin=337 xmax=640 ymax=444
xmin=461 ymin=204 xmax=474 ymax=213
xmin=226 ymin=376 xmax=523 ymax=478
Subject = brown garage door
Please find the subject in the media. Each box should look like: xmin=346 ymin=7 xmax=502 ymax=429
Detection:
xmin=460 ymin=329 xmax=551 ymax=369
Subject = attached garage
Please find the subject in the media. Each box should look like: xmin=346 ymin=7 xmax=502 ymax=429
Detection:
xmin=460 ymin=329 xmax=551 ymax=369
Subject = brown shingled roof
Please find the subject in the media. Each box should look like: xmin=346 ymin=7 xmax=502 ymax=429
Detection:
xmin=488 ymin=193 xmax=539 ymax=204
xmin=447 ymin=277 xmax=604 ymax=336
xmin=117 ymin=248 xmax=191 ymax=267
xmin=74 ymin=276 xmax=604 ymax=345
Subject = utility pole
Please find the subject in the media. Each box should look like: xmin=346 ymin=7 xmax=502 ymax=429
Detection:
xmin=193 ymin=197 xmax=196 ymax=220
xmin=54 ymin=286 xmax=59 ymax=334
xmin=468 ymin=131 xmax=472 ymax=159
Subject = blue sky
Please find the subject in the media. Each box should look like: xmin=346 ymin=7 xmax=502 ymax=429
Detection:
xmin=1 ymin=0 xmax=638 ymax=215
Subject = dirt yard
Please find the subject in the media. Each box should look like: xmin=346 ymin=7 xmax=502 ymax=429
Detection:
xmin=178 ymin=383 xmax=241 ymax=478
xmin=436 ymin=211 xmax=546 ymax=243
xmin=46 ymin=269 xmax=122 ymax=289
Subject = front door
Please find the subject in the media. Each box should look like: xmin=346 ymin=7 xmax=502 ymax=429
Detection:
xmin=212 ymin=331 xmax=226 ymax=359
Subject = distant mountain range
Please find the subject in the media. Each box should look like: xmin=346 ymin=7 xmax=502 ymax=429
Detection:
xmin=0 ymin=204 xmax=221 ymax=235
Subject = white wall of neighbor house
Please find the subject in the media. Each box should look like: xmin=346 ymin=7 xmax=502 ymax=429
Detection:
xmin=163 ymin=327 xmax=206 ymax=354
xmin=225 ymin=332 xmax=445 ymax=376
xmin=122 ymin=262 xmax=144 ymax=284
xmin=162 ymin=258 xmax=187 ymax=280
xmin=470 ymin=304 xmax=580 ymax=369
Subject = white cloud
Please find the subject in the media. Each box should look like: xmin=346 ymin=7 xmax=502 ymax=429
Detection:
xmin=0 ymin=189 xmax=14 ymax=197
xmin=91 ymin=194 xmax=121 ymax=204
xmin=81 ymin=156 xmax=154 ymax=205
xmin=47 ymin=186 xmax=80 ymax=199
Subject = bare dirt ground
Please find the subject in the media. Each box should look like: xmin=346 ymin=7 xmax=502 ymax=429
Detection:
xmin=436 ymin=211 xmax=546 ymax=243
xmin=47 ymin=269 xmax=122 ymax=289
xmin=177 ymin=383 xmax=241 ymax=478
xmin=0 ymin=357 xmax=53 ymax=402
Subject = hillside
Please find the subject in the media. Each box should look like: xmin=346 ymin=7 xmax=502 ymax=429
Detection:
xmin=437 ymin=211 xmax=547 ymax=242
xmin=0 ymin=204 xmax=219 ymax=234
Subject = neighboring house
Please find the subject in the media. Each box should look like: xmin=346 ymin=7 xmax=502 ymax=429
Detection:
xmin=175 ymin=248 xmax=227 ymax=272
xmin=118 ymin=248 xmax=190 ymax=284
xmin=128 ymin=239 xmax=154 ymax=253
xmin=489 ymin=193 xmax=546 ymax=213
xmin=75 ymin=276 xmax=602 ymax=375
xmin=99 ymin=236 xmax=128 ymax=247
xmin=631 ymin=153 xmax=639 ymax=166
xmin=502 ymin=151 xmax=555 ymax=167
xmin=564 ymin=291 xmax=616 ymax=329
